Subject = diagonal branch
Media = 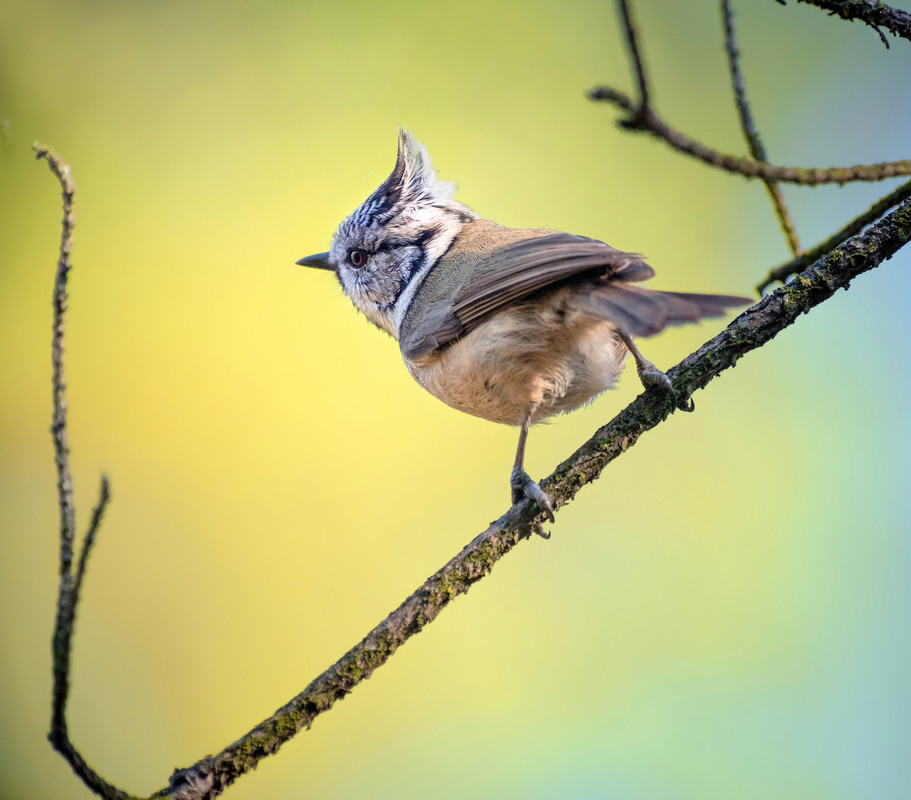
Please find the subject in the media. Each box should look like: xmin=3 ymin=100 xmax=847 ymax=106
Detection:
xmin=757 ymin=178 xmax=911 ymax=292
xmin=791 ymin=0 xmax=911 ymax=45
xmin=722 ymin=0 xmax=801 ymax=255
xmin=162 ymin=197 xmax=911 ymax=800
xmin=588 ymin=85 xmax=911 ymax=185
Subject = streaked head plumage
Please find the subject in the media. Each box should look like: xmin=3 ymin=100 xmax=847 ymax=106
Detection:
xmin=327 ymin=129 xmax=476 ymax=335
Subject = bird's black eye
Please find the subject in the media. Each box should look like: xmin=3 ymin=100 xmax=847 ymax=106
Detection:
xmin=348 ymin=248 xmax=368 ymax=268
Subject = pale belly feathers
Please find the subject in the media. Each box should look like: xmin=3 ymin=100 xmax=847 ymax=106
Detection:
xmin=404 ymin=291 xmax=629 ymax=426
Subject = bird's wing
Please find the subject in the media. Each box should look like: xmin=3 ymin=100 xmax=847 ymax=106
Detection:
xmin=400 ymin=230 xmax=652 ymax=360
xmin=451 ymin=232 xmax=652 ymax=331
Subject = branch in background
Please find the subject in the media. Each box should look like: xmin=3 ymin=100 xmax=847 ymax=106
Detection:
xmin=757 ymin=178 xmax=911 ymax=292
xmin=791 ymin=0 xmax=911 ymax=46
xmin=614 ymin=0 xmax=800 ymax=242
xmin=34 ymin=142 xmax=135 ymax=800
xmin=42 ymin=141 xmax=77 ymax=584
xmin=616 ymin=0 xmax=650 ymax=122
xmin=73 ymin=478 xmax=111 ymax=602
xmin=604 ymin=0 xmax=908 ymax=292
xmin=588 ymin=85 xmax=911 ymax=185
xmin=721 ymin=0 xmax=801 ymax=256
xmin=163 ymin=197 xmax=911 ymax=800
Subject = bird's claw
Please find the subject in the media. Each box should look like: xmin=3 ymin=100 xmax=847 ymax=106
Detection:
xmin=533 ymin=524 xmax=551 ymax=540
xmin=637 ymin=361 xmax=694 ymax=413
xmin=511 ymin=469 xmax=555 ymax=525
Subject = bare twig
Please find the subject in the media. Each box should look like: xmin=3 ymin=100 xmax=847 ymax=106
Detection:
xmin=616 ymin=0 xmax=650 ymax=124
xmin=721 ymin=0 xmax=801 ymax=255
xmin=757 ymin=178 xmax=911 ymax=292
xmin=791 ymin=0 xmax=911 ymax=45
xmin=588 ymin=85 xmax=911 ymax=185
xmin=73 ymin=477 xmax=112 ymax=603
xmin=39 ymin=141 xmax=77 ymax=581
xmin=34 ymin=142 xmax=136 ymax=800
xmin=161 ymin=197 xmax=911 ymax=800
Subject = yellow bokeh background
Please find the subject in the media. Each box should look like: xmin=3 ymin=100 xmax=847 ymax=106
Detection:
xmin=2 ymin=1 xmax=910 ymax=798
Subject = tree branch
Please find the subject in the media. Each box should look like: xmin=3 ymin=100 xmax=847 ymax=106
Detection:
xmin=35 ymin=142 xmax=138 ymax=800
xmin=588 ymin=85 xmax=911 ymax=185
xmin=161 ymin=196 xmax=911 ymax=800
xmin=595 ymin=0 xmax=909 ymax=186
xmin=616 ymin=0 xmax=651 ymax=120
xmin=73 ymin=477 xmax=111 ymax=608
xmin=721 ymin=0 xmax=801 ymax=255
xmin=40 ymin=141 xmax=77 ymax=582
xmin=791 ymin=0 xmax=911 ymax=45
xmin=757 ymin=178 xmax=911 ymax=292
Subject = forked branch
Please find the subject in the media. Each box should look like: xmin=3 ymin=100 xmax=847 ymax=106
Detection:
xmin=591 ymin=1 xmax=911 ymax=186
xmin=587 ymin=86 xmax=911 ymax=186
xmin=757 ymin=178 xmax=911 ymax=293
xmin=35 ymin=142 xmax=137 ymax=800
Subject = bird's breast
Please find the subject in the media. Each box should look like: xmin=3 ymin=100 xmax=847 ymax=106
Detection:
xmin=403 ymin=290 xmax=629 ymax=426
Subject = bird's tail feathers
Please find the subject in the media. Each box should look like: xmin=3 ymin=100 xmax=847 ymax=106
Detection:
xmin=574 ymin=284 xmax=751 ymax=337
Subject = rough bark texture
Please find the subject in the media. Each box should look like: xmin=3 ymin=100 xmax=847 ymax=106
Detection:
xmin=795 ymin=0 xmax=911 ymax=43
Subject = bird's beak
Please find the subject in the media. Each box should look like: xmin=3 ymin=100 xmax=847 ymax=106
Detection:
xmin=296 ymin=252 xmax=334 ymax=271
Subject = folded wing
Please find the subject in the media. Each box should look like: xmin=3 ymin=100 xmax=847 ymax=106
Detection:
xmin=399 ymin=226 xmax=750 ymax=360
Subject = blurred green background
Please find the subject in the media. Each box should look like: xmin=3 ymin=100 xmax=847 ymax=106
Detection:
xmin=2 ymin=1 xmax=910 ymax=798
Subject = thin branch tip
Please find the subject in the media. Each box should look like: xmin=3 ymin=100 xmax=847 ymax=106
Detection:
xmin=721 ymin=0 xmax=801 ymax=255
xmin=616 ymin=0 xmax=651 ymax=113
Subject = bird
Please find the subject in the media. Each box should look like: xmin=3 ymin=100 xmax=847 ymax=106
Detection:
xmin=298 ymin=130 xmax=750 ymax=527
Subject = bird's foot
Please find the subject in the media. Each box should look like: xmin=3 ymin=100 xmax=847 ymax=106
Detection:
xmin=636 ymin=360 xmax=694 ymax=413
xmin=511 ymin=468 xmax=555 ymax=533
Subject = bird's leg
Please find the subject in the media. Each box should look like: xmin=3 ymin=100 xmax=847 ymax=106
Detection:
xmin=618 ymin=332 xmax=694 ymax=412
xmin=510 ymin=407 xmax=555 ymax=529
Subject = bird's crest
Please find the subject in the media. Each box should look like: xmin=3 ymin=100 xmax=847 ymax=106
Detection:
xmin=346 ymin=129 xmax=458 ymax=231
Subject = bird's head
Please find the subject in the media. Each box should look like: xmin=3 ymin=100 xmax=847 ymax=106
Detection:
xmin=298 ymin=129 xmax=476 ymax=336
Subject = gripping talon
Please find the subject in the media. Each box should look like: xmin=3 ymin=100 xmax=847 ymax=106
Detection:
xmin=620 ymin=333 xmax=693 ymax=413
xmin=533 ymin=524 xmax=552 ymax=540
xmin=636 ymin=362 xmax=672 ymax=393
xmin=511 ymin=469 xmax=555 ymax=523
xmin=636 ymin=362 xmax=679 ymax=410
